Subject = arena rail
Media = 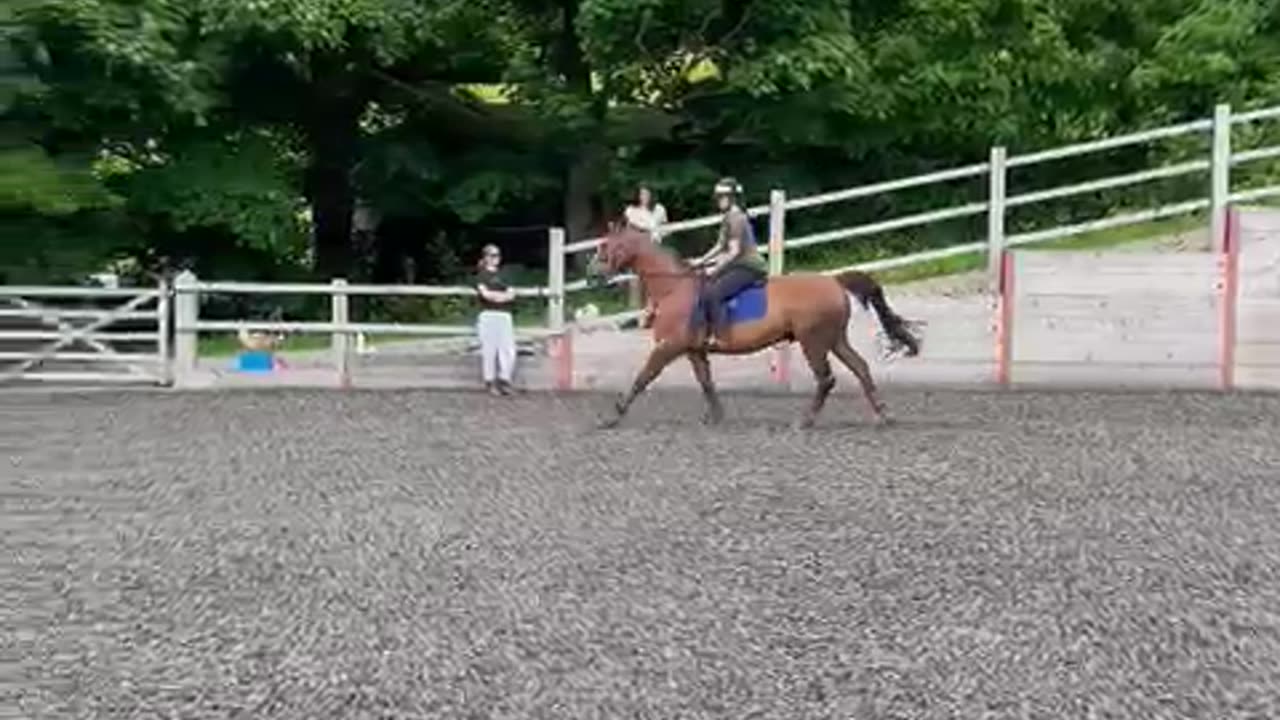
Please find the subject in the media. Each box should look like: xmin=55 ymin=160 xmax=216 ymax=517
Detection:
xmin=170 ymin=273 xmax=566 ymax=389
xmin=8 ymin=102 xmax=1280 ymax=392
xmin=545 ymin=101 xmax=1280 ymax=390
xmin=0 ymin=284 xmax=170 ymax=385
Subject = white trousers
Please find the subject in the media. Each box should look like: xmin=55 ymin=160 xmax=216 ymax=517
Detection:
xmin=477 ymin=310 xmax=516 ymax=383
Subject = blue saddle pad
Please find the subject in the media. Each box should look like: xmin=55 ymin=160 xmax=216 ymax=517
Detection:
xmin=695 ymin=282 xmax=768 ymax=326
xmin=725 ymin=284 xmax=768 ymax=323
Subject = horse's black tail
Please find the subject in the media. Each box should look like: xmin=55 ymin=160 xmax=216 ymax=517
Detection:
xmin=834 ymin=270 xmax=921 ymax=357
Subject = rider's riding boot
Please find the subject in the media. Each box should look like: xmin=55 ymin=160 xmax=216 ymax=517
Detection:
xmin=704 ymin=303 xmax=726 ymax=350
xmin=703 ymin=322 xmax=721 ymax=351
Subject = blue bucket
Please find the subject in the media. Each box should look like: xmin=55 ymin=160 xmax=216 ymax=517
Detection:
xmin=235 ymin=351 xmax=275 ymax=373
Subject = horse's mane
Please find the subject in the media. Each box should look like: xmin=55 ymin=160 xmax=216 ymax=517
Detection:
xmin=611 ymin=225 xmax=693 ymax=273
xmin=652 ymin=242 xmax=693 ymax=272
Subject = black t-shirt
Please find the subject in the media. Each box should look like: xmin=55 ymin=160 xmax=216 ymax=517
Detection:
xmin=476 ymin=268 xmax=513 ymax=311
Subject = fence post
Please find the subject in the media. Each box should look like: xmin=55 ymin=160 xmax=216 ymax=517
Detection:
xmin=995 ymin=251 xmax=1015 ymax=387
xmin=767 ymin=188 xmax=791 ymax=388
xmin=1219 ymin=207 xmax=1240 ymax=391
xmin=547 ymin=227 xmax=572 ymax=390
xmin=987 ymin=146 xmax=1008 ymax=290
xmin=173 ymin=270 xmax=198 ymax=387
xmin=157 ymin=275 xmax=173 ymax=386
xmin=1210 ymin=103 xmax=1232 ymax=254
xmin=331 ymin=278 xmax=351 ymax=388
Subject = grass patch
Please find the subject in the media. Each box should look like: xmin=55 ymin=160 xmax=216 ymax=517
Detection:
xmin=1022 ymin=213 xmax=1203 ymax=252
xmin=197 ymin=332 xmax=445 ymax=358
xmin=787 ymin=212 xmax=1204 ymax=286
xmin=198 ymin=333 xmax=330 ymax=358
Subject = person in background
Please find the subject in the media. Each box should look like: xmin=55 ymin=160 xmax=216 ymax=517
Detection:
xmin=475 ymin=244 xmax=517 ymax=396
xmin=624 ymin=184 xmax=668 ymax=240
xmin=623 ymin=184 xmax=668 ymax=327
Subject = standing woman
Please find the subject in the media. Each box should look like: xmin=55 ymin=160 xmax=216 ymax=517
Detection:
xmin=624 ymin=184 xmax=668 ymax=240
xmin=475 ymin=244 xmax=517 ymax=395
xmin=623 ymin=184 xmax=668 ymax=326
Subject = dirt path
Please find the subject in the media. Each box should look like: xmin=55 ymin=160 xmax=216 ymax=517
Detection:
xmin=8 ymin=388 xmax=1280 ymax=718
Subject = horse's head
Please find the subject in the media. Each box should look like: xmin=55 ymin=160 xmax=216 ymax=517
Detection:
xmin=589 ymin=224 xmax=648 ymax=278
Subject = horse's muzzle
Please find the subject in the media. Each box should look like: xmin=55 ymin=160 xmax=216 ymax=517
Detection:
xmin=584 ymin=253 xmax=612 ymax=288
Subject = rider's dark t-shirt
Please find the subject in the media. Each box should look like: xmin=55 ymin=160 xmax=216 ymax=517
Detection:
xmin=720 ymin=206 xmax=767 ymax=274
xmin=476 ymin=268 xmax=513 ymax=311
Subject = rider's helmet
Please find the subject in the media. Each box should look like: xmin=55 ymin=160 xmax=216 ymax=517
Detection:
xmin=712 ymin=176 xmax=743 ymax=200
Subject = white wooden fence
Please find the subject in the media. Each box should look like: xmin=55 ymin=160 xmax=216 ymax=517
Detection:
xmin=549 ymin=101 xmax=1280 ymax=390
xmin=0 ymin=284 xmax=170 ymax=385
xmin=4 ymin=102 xmax=1280 ymax=390
xmin=168 ymin=275 xmax=566 ymax=389
xmin=1005 ymin=253 xmax=1224 ymax=387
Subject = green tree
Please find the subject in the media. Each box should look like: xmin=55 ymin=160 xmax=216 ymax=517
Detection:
xmin=204 ymin=0 xmax=512 ymax=277
xmin=15 ymin=0 xmax=511 ymax=278
xmin=1 ymin=2 xmax=128 ymax=281
xmin=9 ymin=0 xmax=1280 ymax=285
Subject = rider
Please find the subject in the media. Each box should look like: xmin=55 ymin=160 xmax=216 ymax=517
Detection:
xmin=694 ymin=177 xmax=768 ymax=349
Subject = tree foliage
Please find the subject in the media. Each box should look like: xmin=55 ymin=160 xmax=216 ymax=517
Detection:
xmin=3 ymin=0 xmax=1280 ymax=284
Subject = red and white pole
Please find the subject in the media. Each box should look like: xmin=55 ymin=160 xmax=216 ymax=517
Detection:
xmin=1219 ymin=207 xmax=1240 ymax=391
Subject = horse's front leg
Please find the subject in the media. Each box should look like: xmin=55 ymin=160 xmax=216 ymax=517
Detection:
xmin=639 ymin=300 xmax=657 ymax=329
xmin=600 ymin=341 xmax=684 ymax=429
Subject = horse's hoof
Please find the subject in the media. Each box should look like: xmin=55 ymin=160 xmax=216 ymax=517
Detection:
xmin=702 ymin=407 xmax=725 ymax=425
xmin=599 ymin=403 xmax=626 ymax=429
xmin=793 ymin=417 xmax=815 ymax=431
xmin=875 ymin=414 xmax=896 ymax=428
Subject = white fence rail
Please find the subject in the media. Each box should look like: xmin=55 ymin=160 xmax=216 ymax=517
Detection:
xmin=6 ymin=101 xmax=1280 ymax=391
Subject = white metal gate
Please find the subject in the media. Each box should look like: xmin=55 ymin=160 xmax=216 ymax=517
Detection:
xmin=0 ymin=284 xmax=171 ymax=386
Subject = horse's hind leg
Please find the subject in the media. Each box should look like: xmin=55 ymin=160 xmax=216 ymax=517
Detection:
xmin=688 ymin=351 xmax=724 ymax=425
xmin=832 ymin=335 xmax=890 ymax=423
xmin=797 ymin=335 xmax=836 ymax=429
xmin=600 ymin=341 xmax=683 ymax=429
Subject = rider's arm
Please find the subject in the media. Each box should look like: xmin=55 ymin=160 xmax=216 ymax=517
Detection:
xmin=692 ymin=234 xmax=725 ymax=268
xmin=723 ymin=211 xmax=746 ymax=259
xmin=476 ymin=275 xmax=515 ymax=304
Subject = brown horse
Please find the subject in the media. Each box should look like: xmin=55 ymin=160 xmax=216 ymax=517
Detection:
xmin=591 ymin=226 xmax=922 ymax=428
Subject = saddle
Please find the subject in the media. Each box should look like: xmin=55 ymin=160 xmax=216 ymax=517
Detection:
xmin=694 ymin=278 xmax=769 ymax=327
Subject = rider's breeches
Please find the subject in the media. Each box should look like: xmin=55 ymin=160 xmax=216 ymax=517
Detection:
xmin=704 ymin=263 xmax=763 ymax=332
